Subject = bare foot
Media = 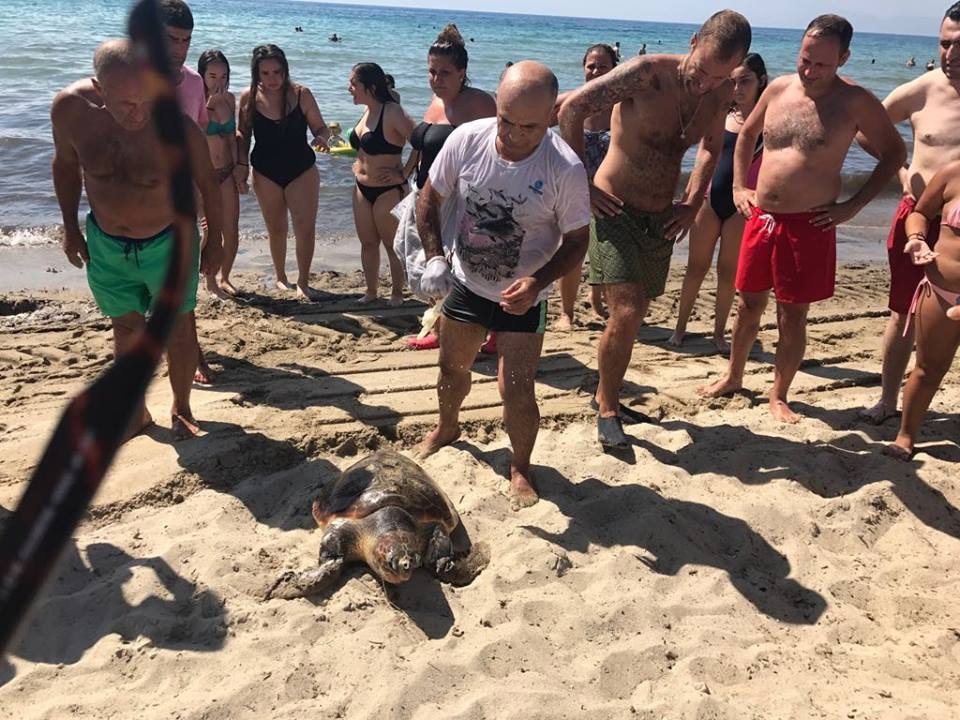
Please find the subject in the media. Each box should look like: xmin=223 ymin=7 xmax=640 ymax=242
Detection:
xmin=276 ymin=278 xmax=295 ymax=292
xmin=712 ymin=333 xmax=730 ymax=355
xmin=509 ymin=466 xmax=539 ymax=510
xmin=552 ymin=313 xmax=574 ymax=332
xmin=171 ymin=411 xmax=201 ymax=441
xmin=218 ymin=278 xmax=238 ymax=297
xmin=858 ymin=399 xmax=899 ymax=425
xmin=357 ymin=292 xmax=378 ymax=305
xmin=296 ymin=284 xmax=323 ymax=302
xmin=194 ymin=358 xmax=216 ymax=387
xmin=769 ymin=398 xmax=801 ymax=424
xmin=698 ymin=376 xmax=742 ymax=398
xmin=415 ymin=426 xmax=460 ymax=459
xmin=388 ymin=293 xmax=405 ymax=307
xmin=667 ymin=329 xmax=685 ymax=347
xmin=883 ymin=439 xmax=914 ymax=460
xmin=947 ymin=305 xmax=960 ymax=321
xmin=123 ymin=409 xmax=154 ymax=443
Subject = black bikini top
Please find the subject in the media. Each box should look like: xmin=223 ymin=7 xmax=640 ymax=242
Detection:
xmin=410 ymin=122 xmax=457 ymax=189
xmin=349 ymin=102 xmax=404 ymax=156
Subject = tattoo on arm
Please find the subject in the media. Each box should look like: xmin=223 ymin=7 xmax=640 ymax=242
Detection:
xmin=415 ymin=183 xmax=445 ymax=258
xmin=559 ymin=59 xmax=653 ymax=158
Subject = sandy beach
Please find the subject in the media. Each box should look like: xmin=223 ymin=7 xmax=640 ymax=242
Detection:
xmin=1 ymin=263 xmax=959 ymax=719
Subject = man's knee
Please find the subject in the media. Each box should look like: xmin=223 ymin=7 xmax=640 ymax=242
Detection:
xmin=499 ymin=373 xmax=536 ymax=404
xmin=607 ymin=294 xmax=648 ymax=327
xmin=167 ymin=313 xmax=197 ymax=349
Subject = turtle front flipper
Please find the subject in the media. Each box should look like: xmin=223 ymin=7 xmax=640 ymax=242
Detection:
xmin=264 ymin=558 xmax=344 ymax=600
xmin=435 ymin=542 xmax=490 ymax=586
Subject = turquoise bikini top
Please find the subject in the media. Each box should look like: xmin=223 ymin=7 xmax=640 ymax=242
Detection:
xmin=206 ymin=116 xmax=236 ymax=136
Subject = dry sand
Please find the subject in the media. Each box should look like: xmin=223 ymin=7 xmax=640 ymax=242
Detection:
xmin=1 ymin=264 xmax=959 ymax=719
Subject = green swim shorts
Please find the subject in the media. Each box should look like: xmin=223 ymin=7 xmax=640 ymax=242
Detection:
xmin=86 ymin=213 xmax=200 ymax=318
xmin=588 ymin=205 xmax=675 ymax=298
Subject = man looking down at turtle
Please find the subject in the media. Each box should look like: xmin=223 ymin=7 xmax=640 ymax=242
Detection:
xmin=558 ymin=10 xmax=752 ymax=449
xmin=51 ymin=39 xmax=223 ymax=441
xmin=414 ymin=61 xmax=591 ymax=509
xmin=699 ymin=15 xmax=905 ymax=423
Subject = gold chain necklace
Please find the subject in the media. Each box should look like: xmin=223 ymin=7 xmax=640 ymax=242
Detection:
xmin=676 ymin=64 xmax=704 ymax=141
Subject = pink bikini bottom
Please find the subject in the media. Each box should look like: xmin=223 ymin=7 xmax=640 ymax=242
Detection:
xmin=904 ymin=276 xmax=960 ymax=336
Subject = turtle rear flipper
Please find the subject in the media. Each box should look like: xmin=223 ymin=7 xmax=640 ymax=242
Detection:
xmin=436 ymin=542 xmax=490 ymax=586
xmin=264 ymin=558 xmax=344 ymax=600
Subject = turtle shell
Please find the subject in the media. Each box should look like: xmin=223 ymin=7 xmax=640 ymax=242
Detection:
xmin=313 ymin=450 xmax=459 ymax=533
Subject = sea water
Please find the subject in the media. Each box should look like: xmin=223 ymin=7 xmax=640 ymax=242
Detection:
xmin=0 ymin=0 xmax=943 ymax=261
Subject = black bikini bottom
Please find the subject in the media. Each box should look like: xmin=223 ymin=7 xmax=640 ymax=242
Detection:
xmin=356 ymin=181 xmax=405 ymax=205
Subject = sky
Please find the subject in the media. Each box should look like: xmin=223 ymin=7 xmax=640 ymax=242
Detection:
xmin=309 ymin=1 xmax=950 ymax=36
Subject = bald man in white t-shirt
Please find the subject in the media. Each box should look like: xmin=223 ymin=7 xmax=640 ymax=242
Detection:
xmin=414 ymin=62 xmax=591 ymax=509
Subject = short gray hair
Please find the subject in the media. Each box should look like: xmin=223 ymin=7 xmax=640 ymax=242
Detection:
xmin=93 ymin=39 xmax=137 ymax=82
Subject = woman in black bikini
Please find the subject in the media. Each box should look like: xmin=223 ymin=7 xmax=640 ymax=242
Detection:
xmin=399 ymin=24 xmax=496 ymax=348
xmin=237 ymin=45 xmax=330 ymax=301
xmin=198 ymin=50 xmax=241 ymax=297
xmin=670 ymin=53 xmax=767 ymax=353
xmin=349 ymin=62 xmax=415 ymax=305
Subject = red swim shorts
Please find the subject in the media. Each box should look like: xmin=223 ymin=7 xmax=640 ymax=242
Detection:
xmin=735 ymin=207 xmax=837 ymax=304
xmin=887 ymin=195 xmax=940 ymax=314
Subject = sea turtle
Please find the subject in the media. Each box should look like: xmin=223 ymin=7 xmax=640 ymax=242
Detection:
xmin=266 ymin=449 xmax=489 ymax=600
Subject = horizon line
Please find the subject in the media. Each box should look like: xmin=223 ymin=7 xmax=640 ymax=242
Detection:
xmin=295 ymin=0 xmax=940 ymax=40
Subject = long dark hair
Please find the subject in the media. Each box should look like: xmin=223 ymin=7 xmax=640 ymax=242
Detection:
xmin=352 ymin=62 xmax=393 ymax=104
xmin=582 ymin=43 xmax=618 ymax=68
xmin=240 ymin=44 xmax=292 ymax=136
xmin=197 ymin=49 xmax=230 ymax=98
xmin=428 ymin=23 xmax=469 ymax=88
xmin=741 ymin=52 xmax=768 ymax=106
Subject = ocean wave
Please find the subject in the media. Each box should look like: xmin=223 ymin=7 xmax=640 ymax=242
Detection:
xmin=0 ymin=226 xmax=60 ymax=247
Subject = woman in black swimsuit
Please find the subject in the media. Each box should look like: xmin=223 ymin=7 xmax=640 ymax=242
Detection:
xmin=237 ymin=45 xmax=330 ymax=301
xmin=670 ymin=53 xmax=767 ymax=352
xmin=400 ymin=24 xmax=496 ymax=348
xmin=348 ymin=63 xmax=415 ymax=305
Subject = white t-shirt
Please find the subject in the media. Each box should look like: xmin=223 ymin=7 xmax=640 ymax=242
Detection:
xmin=428 ymin=117 xmax=590 ymax=303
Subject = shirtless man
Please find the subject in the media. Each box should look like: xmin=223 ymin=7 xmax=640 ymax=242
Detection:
xmin=415 ymin=62 xmax=591 ymax=508
xmin=860 ymin=3 xmax=960 ymax=424
xmin=699 ymin=15 xmax=905 ymax=422
xmin=51 ymin=39 xmax=223 ymax=440
xmin=559 ymin=10 xmax=752 ymax=449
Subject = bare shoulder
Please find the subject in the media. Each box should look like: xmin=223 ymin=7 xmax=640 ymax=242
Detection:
xmin=842 ymin=79 xmax=885 ymax=109
xmin=764 ymin=74 xmax=793 ymax=98
xmin=51 ymin=79 xmax=98 ymax=125
xmin=462 ymin=86 xmax=495 ymax=114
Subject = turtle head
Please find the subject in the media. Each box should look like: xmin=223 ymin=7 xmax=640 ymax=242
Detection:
xmin=371 ymin=532 xmax=422 ymax=584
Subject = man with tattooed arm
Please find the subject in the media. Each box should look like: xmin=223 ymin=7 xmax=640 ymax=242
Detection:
xmin=559 ymin=10 xmax=752 ymax=448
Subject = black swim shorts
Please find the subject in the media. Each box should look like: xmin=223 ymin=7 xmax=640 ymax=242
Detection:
xmin=441 ymin=279 xmax=547 ymax=334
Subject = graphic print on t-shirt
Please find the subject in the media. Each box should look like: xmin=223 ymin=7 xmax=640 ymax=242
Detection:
xmin=456 ymin=185 xmax=529 ymax=283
